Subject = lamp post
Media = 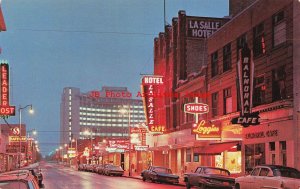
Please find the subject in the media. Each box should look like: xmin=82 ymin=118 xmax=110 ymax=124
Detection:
xmin=120 ymin=105 xmax=131 ymax=176
xmin=18 ymin=104 xmax=33 ymax=169
xmin=26 ymin=129 xmax=37 ymax=164
xmin=84 ymin=129 xmax=93 ymax=164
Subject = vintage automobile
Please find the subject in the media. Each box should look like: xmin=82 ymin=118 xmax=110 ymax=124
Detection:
xmin=103 ymin=165 xmax=124 ymax=176
xmin=0 ymin=170 xmax=41 ymax=189
xmin=235 ymin=165 xmax=300 ymax=189
xmin=141 ymin=166 xmax=179 ymax=184
xmin=22 ymin=167 xmax=44 ymax=188
xmin=184 ymin=166 xmax=235 ymax=189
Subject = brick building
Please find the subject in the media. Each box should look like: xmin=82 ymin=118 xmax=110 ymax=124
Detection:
xmin=207 ymin=0 xmax=300 ymax=171
xmin=148 ymin=0 xmax=300 ymax=174
xmin=147 ymin=11 xmax=231 ymax=175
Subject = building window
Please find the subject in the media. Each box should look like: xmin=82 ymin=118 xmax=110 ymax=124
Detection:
xmin=237 ymin=34 xmax=247 ymax=60
xmin=186 ymin=148 xmax=191 ymax=162
xmin=245 ymin=143 xmax=265 ymax=170
xmin=211 ymin=51 xmax=218 ymax=77
xmin=223 ymin=43 xmax=231 ymax=72
xmin=193 ymin=153 xmax=199 ymax=162
xmin=272 ymin=66 xmax=286 ymax=101
xmin=253 ymin=75 xmax=266 ymax=106
xmin=223 ymin=88 xmax=232 ymax=114
xmin=273 ymin=11 xmax=286 ymax=47
xmin=280 ymin=141 xmax=287 ymax=166
xmin=212 ymin=92 xmax=218 ymax=117
xmin=253 ymin=22 xmax=265 ymax=57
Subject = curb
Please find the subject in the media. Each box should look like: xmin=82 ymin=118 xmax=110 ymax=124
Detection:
xmin=122 ymin=175 xmax=186 ymax=187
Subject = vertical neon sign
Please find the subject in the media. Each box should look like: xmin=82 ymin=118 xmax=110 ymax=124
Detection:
xmin=0 ymin=62 xmax=15 ymax=116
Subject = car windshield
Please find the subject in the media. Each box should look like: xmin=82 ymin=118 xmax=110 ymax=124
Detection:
xmin=204 ymin=168 xmax=230 ymax=176
xmin=0 ymin=181 xmax=28 ymax=189
xmin=153 ymin=167 xmax=172 ymax=174
xmin=273 ymin=168 xmax=300 ymax=178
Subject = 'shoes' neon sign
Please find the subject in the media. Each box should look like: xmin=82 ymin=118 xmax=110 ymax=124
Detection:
xmin=0 ymin=63 xmax=15 ymax=116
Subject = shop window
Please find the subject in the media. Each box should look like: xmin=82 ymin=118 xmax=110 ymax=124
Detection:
xmin=223 ymin=43 xmax=232 ymax=72
xmin=186 ymin=148 xmax=191 ymax=162
xmin=245 ymin=143 xmax=265 ymax=170
xmin=272 ymin=66 xmax=287 ymax=101
xmin=212 ymin=92 xmax=218 ymax=117
xmin=193 ymin=153 xmax=199 ymax=162
xmin=269 ymin=142 xmax=276 ymax=165
xmin=253 ymin=75 xmax=266 ymax=106
xmin=236 ymin=34 xmax=247 ymax=60
xmin=223 ymin=88 xmax=232 ymax=115
xmin=211 ymin=51 xmax=218 ymax=77
xmin=253 ymin=22 xmax=265 ymax=57
xmin=273 ymin=11 xmax=286 ymax=47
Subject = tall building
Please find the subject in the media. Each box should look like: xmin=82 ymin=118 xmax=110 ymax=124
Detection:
xmin=60 ymin=86 xmax=145 ymax=145
xmin=148 ymin=0 xmax=300 ymax=174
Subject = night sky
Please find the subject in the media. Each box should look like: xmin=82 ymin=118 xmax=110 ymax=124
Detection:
xmin=0 ymin=0 xmax=228 ymax=156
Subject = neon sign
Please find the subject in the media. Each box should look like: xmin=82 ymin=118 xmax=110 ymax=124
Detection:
xmin=141 ymin=76 xmax=165 ymax=132
xmin=184 ymin=103 xmax=209 ymax=114
xmin=192 ymin=120 xmax=221 ymax=139
xmin=0 ymin=63 xmax=15 ymax=116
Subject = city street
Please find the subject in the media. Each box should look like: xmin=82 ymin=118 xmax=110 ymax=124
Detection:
xmin=41 ymin=162 xmax=185 ymax=189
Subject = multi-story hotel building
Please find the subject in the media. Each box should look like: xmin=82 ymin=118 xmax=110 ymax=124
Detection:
xmin=147 ymin=0 xmax=300 ymax=175
xmin=60 ymin=86 xmax=146 ymax=145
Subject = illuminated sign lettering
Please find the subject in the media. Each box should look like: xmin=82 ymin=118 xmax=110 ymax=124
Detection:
xmin=134 ymin=145 xmax=149 ymax=151
xmin=184 ymin=103 xmax=209 ymax=114
xmin=192 ymin=120 xmax=221 ymax=139
xmin=141 ymin=76 xmax=165 ymax=132
xmin=0 ymin=63 xmax=15 ymax=116
xmin=9 ymin=136 xmax=27 ymax=143
xmin=231 ymin=44 xmax=260 ymax=127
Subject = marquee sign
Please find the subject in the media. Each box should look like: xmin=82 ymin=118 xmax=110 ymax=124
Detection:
xmin=108 ymin=139 xmax=129 ymax=150
xmin=0 ymin=63 xmax=15 ymax=116
xmin=231 ymin=44 xmax=260 ymax=127
xmin=184 ymin=103 xmax=209 ymax=114
xmin=193 ymin=120 xmax=221 ymax=140
xmin=141 ymin=75 xmax=165 ymax=133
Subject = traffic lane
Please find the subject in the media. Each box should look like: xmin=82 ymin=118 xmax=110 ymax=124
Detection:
xmin=41 ymin=163 xmax=185 ymax=189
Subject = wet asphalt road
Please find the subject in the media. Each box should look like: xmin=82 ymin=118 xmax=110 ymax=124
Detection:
xmin=41 ymin=162 xmax=185 ymax=189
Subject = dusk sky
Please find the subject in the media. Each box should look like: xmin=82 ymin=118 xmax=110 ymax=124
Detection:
xmin=0 ymin=0 xmax=228 ymax=156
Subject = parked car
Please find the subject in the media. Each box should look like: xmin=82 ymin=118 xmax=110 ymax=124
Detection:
xmin=235 ymin=165 xmax=300 ymax=189
xmin=0 ymin=170 xmax=41 ymax=189
xmin=103 ymin=165 xmax=124 ymax=176
xmin=78 ymin=164 xmax=87 ymax=171
xmin=22 ymin=167 xmax=44 ymax=188
xmin=184 ymin=166 xmax=235 ymax=189
xmin=96 ymin=164 xmax=107 ymax=175
xmin=141 ymin=166 xmax=179 ymax=184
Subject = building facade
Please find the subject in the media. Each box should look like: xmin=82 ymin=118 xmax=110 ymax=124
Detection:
xmin=60 ymin=86 xmax=145 ymax=145
xmin=148 ymin=0 xmax=300 ymax=175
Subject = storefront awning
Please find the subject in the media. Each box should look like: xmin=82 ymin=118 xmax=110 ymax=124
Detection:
xmin=194 ymin=141 xmax=240 ymax=155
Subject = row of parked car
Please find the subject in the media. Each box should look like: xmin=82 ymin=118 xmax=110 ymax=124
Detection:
xmin=183 ymin=165 xmax=300 ymax=189
xmin=78 ymin=164 xmax=124 ymax=176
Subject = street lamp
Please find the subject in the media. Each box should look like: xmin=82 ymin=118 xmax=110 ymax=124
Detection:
xmin=84 ymin=129 xmax=93 ymax=164
xmin=119 ymin=105 xmax=131 ymax=176
xmin=18 ymin=104 xmax=33 ymax=169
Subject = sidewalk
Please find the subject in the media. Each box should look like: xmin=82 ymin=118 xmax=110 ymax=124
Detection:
xmin=122 ymin=171 xmax=186 ymax=186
